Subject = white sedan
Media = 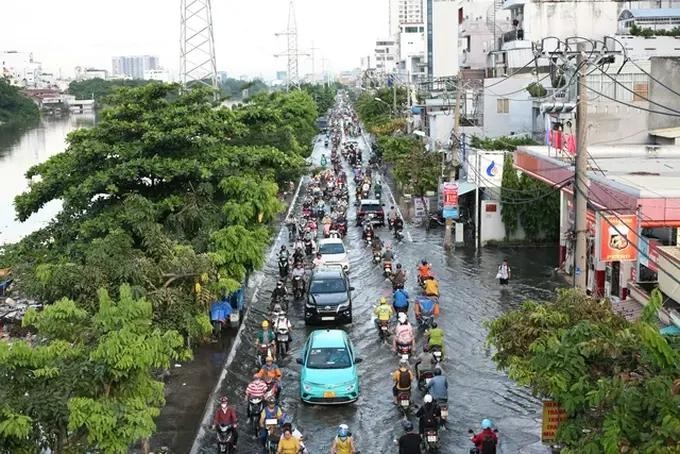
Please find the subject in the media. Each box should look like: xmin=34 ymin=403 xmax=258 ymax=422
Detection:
xmin=318 ymin=238 xmax=350 ymax=272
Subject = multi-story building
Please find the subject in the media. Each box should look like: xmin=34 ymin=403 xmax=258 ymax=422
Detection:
xmin=74 ymin=67 xmax=108 ymax=80
xmin=1 ymin=50 xmax=43 ymax=87
xmin=374 ymin=39 xmax=399 ymax=74
xmin=458 ymin=0 xmax=509 ymax=71
xmin=390 ymin=0 xmax=425 ymax=36
xmin=398 ymin=23 xmax=427 ymax=82
xmin=426 ymin=0 xmax=459 ymax=78
xmin=143 ymin=69 xmax=170 ymax=82
xmin=111 ymin=55 xmax=159 ymax=80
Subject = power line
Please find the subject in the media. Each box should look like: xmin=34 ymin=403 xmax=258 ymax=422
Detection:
xmin=592 ymin=65 xmax=680 ymax=115
xmin=579 ymin=80 xmax=680 ymax=117
xmin=484 ymin=56 xmax=540 ymax=89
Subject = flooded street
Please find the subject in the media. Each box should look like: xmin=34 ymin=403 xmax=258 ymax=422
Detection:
xmin=0 ymin=115 xmax=95 ymax=244
xmin=192 ymin=125 xmax=562 ymax=453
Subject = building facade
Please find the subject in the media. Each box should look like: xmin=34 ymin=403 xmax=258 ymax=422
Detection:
xmin=112 ymin=55 xmax=159 ymax=79
xmin=374 ymin=39 xmax=399 ymax=74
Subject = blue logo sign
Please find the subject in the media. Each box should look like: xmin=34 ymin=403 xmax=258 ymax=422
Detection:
xmin=486 ymin=160 xmax=498 ymax=178
xmin=443 ymin=207 xmax=459 ymax=220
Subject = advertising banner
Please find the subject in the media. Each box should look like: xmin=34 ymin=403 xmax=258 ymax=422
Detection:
xmin=541 ymin=400 xmax=567 ymax=443
xmin=442 ymin=182 xmax=459 ymax=219
xmin=598 ymin=214 xmax=638 ymax=262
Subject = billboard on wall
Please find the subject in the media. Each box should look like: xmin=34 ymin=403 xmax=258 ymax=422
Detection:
xmin=442 ymin=182 xmax=459 ymax=219
xmin=478 ymin=153 xmax=504 ymax=187
xmin=597 ymin=214 xmax=638 ymax=262
xmin=541 ymin=400 xmax=567 ymax=443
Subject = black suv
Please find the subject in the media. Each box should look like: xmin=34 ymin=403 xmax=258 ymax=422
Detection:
xmin=356 ymin=199 xmax=385 ymax=226
xmin=305 ymin=266 xmax=354 ymax=325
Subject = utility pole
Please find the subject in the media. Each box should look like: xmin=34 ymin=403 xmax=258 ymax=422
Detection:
xmin=180 ymin=0 xmax=218 ymax=98
xmin=574 ymin=41 xmax=589 ymax=290
xmin=274 ymin=0 xmax=308 ymax=90
xmin=444 ymin=77 xmax=462 ymax=250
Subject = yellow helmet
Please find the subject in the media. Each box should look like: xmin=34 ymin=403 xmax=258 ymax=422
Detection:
xmin=262 ymin=320 xmax=270 ymax=328
xmin=379 ymin=296 xmax=388 ymax=304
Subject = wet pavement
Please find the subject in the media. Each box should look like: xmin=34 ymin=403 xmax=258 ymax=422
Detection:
xmin=190 ymin=119 xmax=562 ymax=453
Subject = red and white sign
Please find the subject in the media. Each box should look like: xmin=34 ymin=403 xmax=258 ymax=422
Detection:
xmin=442 ymin=182 xmax=458 ymax=209
xmin=597 ymin=214 xmax=638 ymax=262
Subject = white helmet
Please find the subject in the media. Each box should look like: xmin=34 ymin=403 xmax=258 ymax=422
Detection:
xmin=424 ymin=394 xmax=433 ymax=403
xmin=398 ymin=312 xmax=407 ymax=323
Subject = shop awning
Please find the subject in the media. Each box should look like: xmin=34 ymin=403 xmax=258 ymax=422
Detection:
xmin=458 ymin=181 xmax=477 ymax=196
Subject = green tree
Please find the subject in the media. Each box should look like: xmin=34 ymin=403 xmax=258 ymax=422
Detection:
xmin=486 ymin=289 xmax=680 ymax=453
xmin=356 ymin=87 xmax=408 ymax=134
xmin=67 ymin=78 xmax=151 ymax=103
xmin=0 ymin=79 xmax=39 ymax=125
xmin=379 ymin=135 xmax=440 ymax=196
xmin=300 ymin=83 xmax=339 ymax=115
xmin=0 ymin=285 xmax=190 ymax=453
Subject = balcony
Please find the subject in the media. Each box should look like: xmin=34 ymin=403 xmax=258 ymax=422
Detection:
xmin=502 ymin=29 xmax=525 ymax=43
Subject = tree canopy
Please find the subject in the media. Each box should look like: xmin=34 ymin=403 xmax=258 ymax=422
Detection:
xmin=0 ymin=81 xmax=320 ymax=452
xmin=67 ymin=78 xmax=152 ymax=103
xmin=0 ymin=79 xmax=39 ymax=125
xmin=486 ymin=289 xmax=680 ymax=453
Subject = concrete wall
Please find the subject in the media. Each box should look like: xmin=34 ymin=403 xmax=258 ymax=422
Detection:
xmin=523 ymin=1 xmax=619 ymax=42
xmin=483 ymin=74 xmax=538 ymax=137
xmin=431 ymin=0 xmax=459 ymax=77
xmin=480 ymin=199 xmax=526 ymax=244
xmin=649 ymin=57 xmax=680 ymax=131
xmin=428 ymin=111 xmax=455 ymax=148
xmin=459 ymin=20 xmax=495 ymax=70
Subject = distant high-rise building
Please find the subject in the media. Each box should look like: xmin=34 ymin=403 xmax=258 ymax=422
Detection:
xmin=389 ymin=0 xmax=424 ymax=36
xmin=111 ymin=55 xmax=159 ymax=79
xmin=276 ymin=71 xmax=287 ymax=81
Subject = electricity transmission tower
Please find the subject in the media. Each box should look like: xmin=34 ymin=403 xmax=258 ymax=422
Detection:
xmin=275 ymin=0 xmax=308 ymax=90
xmin=180 ymin=0 xmax=218 ymax=95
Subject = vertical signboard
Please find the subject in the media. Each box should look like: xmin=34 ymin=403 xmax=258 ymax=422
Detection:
xmin=597 ymin=214 xmax=638 ymax=262
xmin=541 ymin=400 xmax=567 ymax=443
xmin=442 ymin=182 xmax=459 ymax=219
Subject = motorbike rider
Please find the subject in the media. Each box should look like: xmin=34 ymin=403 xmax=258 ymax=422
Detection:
xmin=330 ymin=423 xmax=357 ymax=454
xmin=425 ymin=368 xmax=448 ymax=403
xmin=387 ymin=206 xmax=398 ymax=229
xmin=425 ymin=322 xmax=445 ymax=357
xmin=278 ymin=426 xmax=301 ymax=454
xmin=373 ymin=296 xmax=394 ymax=329
xmin=279 ymin=421 xmax=308 ymax=454
xmin=362 ymin=221 xmax=374 ymax=241
xmin=470 ymin=419 xmax=498 ymax=454
xmin=271 ymin=280 xmax=288 ymax=306
xmin=414 ymin=346 xmax=440 ymax=380
xmin=259 ymin=397 xmax=285 ymax=446
xmin=393 ymin=287 xmax=410 ymax=314
xmin=312 ymin=252 xmax=325 ymax=268
xmin=291 ymin=262 xmax=306 ymax=292
xmin=391 ymin=263 xmax=407 ymax=290
xmin=393 ymin=216 xmax=404 ymax=233
xmin=393 ymin=312 xmax=415 ymax=353
xmin=256 ymin=320 xmax=276 ymax=360
xmin=278 ymin=245 xmax=290 ymax=261
xmin=423 ymin=275 xmax=440 ymax=299
xmin=391 ymin=357 xmax=415 ymax=404
xmin=382 ymin=243 xmax=395 ymax=262
xmin=414 ymin=295 xmax=437 ymax=321
xmin=416 ymin=394 xmax=441 ymax=437
xmin=274 ymin=313 xmax=292 ymax=343
xmin=417 ymin=260 xmax=433 ymax=285
xmin=285 ymin=216 xmax=297 ymax=241
xmin=398 ymin=419 xmax=422 ymax=454
xmin=211 ymin=396 xmax=238 ymax=448
xmin=292 ymin=246 xmax=305 ymax=265
xmin=245 ymin=375 xmax=268 ymax=400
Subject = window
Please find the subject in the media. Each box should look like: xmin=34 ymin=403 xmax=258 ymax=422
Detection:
xmin=310 ymin=278 xmax=347 ymax=294
xmin=306 ymin=348 xmax=352 ymax=369
xmin=497 ymin=98 xmax=510 ymax=113
xmin=633 ymin=82 xmax=649 ymax=102
xmin=319 ymin=243 xmax=345 ymax=255
xmin=459 ymin=7 xmax=464 ymax=24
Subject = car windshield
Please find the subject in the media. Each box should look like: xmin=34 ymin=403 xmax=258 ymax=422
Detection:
xmin=319 ymin=243 xmax=345 ymax=255
xmin=306 ymin=347 xmax=352 ymax=369
xmin=310 ymin=278 xmax=346 ymax=294
xmin=361 ymin=203 xmax=381 ymax=211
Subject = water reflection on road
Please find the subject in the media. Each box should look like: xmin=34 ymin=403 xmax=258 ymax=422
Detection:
xmin=193 ymin=133 xmax=561 ymax=453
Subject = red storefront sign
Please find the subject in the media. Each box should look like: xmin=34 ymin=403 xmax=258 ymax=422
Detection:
xmin=442 ymin=182 xmax=458 ymax=208
xmin=598 ymin=214 xmax=638 ymax=262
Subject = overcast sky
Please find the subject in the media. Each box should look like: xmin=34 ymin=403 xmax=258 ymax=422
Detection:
xmin=1 ymin=0 xmax=389 ymax=79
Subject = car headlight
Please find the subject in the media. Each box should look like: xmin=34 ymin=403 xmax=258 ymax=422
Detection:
xmin=344 ymin=383 xmax=356 ymax=392
xmin=338 ymin=301 xmax=350 ymax=310
xmin=303 ymin=383 xmax=313 ymax=392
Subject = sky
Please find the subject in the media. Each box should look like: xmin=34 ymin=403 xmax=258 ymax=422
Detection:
xmin=1 ymin=0 xmax=389 ymax=80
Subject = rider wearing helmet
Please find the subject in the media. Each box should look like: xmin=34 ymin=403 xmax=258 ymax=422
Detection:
xmin=391 ymin=263 xmax=406 ymax=289
xmin=256 ymin=320 xmax=276 ymax=359
xmin=398 ymin=419 xmax=422 ymax=454
xmin=471 ymin=419 xmax=498 ymax=454
xmin=330 ymin=423 xmax=356 ymax=454
xmin=271 ymin=280 xmax=288 ymax=304
xmin=426 ymin=368 xmax=449 ymax=403
xmin=423 ymin=275 xmax=440 ymax=298
xmin=393 ymin=312 xmax=415 ymax=353
xmin=211 ymin=396 xmax=238 ymax=447
xmin=382 ymin=243 xmax=394 ymax=262
xmin=414 ymin=294 xmax=436 ymax=321
xmin=373 ymin=296 xmax=394 ymax=325
xmin=258 ymin=397 xmax=285 ymax=445
xmin=425 ymin=322 xmax=445 ymax=357
xmin=417 ymin=260 xmax=432 ymax=284
xmin=391 ymin=357 xmax=415 ymax=404
xmin=416 ymin=394 xmax=441 ymax=436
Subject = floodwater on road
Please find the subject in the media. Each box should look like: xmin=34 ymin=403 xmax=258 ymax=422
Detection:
xmin=190 ymin=128 xmax=562 ymax=454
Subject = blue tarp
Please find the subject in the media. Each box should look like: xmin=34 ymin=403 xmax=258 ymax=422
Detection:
xmin=210 ymin=298 xmax=232 ymax=323
xmin=660 ymin=325 xmax=680 ymax=336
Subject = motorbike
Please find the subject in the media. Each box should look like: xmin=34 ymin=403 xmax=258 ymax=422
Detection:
xmin=396 ymin=341 xmax=413 ymax=358
xmin=323 ymin=223 xmax=332 ymax=237
xmin=423 ymin=428 xmax=440 ymax=452
xmin=337 ymin=221 xmax=347 ymax=237
xmin=304 ymin=239 xmax=313 ymax=256
xmin=257 ymin=343 xmax=275 ymax=367
xmin=276 ymin=327 xmax=290 ymax=359
xmin=365 ymin=231 xmax=374 ymax=246
xmin=375 ymin=187 xmax=382 ymax=200
xmin=383 ymin=260 xmax=393 ymax=278
xmin=468 ymin=428 xmax=499 ymax=454
xmin=437 ymin=399 xmax=449 ymax=426
xmin=430 ymin=345 xmax=443 ymax=366
xmin=377 ymin=319 xmax=390 ymax=341
xmin=210 ymin=299 xmax=231 ymax=338
xmin=417 ymin=369 xmax=435 ymax=392
xmin=292 ymin=276 xmax=305 ymax=300
xmin=247 ymin=397 xmax=264 ymax=436
xmin=394 ymin=227 xmax=404 ymax=242
xmin=397 ymin=389 xmax=411 ymax=414
xmin=216 ymin=424 xmax=236 ymax=453
xmin=264 ymin=419 xmax=280 ymax=454
xmin=418 ymin=312 xmax=436 ymax=331
xmin=278 ymin=257 xmax=289 ymax=279
xmin=328 ymin=229 xmax=341 ymax=239
xmin=372 ymin=249 xmax=382 ymax=264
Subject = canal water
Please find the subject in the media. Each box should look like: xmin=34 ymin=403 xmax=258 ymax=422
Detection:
xmin=0 ymin=115 xmax=95 ymax=244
